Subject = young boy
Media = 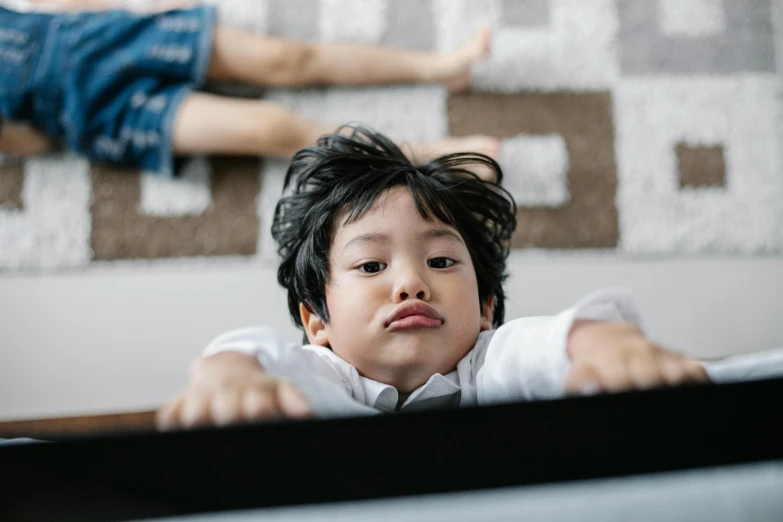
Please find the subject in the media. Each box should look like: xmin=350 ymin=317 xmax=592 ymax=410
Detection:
xmin=0 ymin=0 xmax=498 ymax=174
xmin=157 ymin=124 xmax=711 ymax=429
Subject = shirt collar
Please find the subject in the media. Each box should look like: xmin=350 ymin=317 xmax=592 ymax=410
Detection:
xmin=360 ymin=371 xmax=461 ymax=413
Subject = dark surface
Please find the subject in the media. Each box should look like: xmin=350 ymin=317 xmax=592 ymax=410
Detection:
xmin=1 ymin=377 xmax=782 ymax=522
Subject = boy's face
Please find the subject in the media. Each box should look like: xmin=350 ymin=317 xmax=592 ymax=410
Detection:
xmin=300 ymin=187 xmax=493 ymax=393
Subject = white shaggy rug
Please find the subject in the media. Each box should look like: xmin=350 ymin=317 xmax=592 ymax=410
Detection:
xmin=1 ymin=0 xmax=782 ymax=271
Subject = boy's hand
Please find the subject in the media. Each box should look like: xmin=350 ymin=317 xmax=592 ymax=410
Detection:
xmin=565 ymin=320 xmax=709 ymax=395
xmin=156 ymin=351 xmax=313 ymax=430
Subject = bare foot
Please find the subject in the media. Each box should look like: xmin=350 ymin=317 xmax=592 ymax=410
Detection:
xmin=414 ymin=135 xmax=500 ymax=160
xmin=441 ymin=25 xmax=492 ymax=92
xmin=406 ymin=135 xmax=501 ymax=182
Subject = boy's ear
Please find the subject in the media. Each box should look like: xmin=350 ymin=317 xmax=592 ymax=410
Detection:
xmin=480 ymin=295 xmax=495 ymax=331
xmin=299 ymin=302 xmax=329 ymax=346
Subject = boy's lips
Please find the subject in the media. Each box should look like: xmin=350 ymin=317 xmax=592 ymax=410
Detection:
xmin=385 ymin=302 xmax=443 ymax=331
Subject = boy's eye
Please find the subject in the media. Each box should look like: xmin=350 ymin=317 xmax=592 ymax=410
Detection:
xmin=428 ymin=257 xmax=455 ymax=269
xmin=358 ymin=261 xmax=387 ymax=273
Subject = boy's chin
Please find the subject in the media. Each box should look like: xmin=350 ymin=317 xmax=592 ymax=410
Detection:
xmin=381 ymin=338 xmax=468 ymax=372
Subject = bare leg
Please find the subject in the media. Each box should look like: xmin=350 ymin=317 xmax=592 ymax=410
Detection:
xmin=206 ymin=25 xmax=491 ymax=89
xmin=36 ymin=2 xmax=489 ymax=87
xmin=172 ymin=93 xmax=334 ymax=158
xmin=172 ymin=93 xmax=500 ymax=171
xmin=202 ymin=26 xmax=498 ymax=164
xmin=27 ymin=0 xmax=193 ymax=13
xmin=27 ymin=0 xmax=121 ymax=11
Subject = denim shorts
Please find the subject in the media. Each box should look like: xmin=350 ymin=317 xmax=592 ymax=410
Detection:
xmin=0 ymin=5 xmax=216 ymax=177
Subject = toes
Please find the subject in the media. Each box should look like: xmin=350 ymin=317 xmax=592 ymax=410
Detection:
xmin=480 ymin=137 xmax=501 ymax=161
xmin=463 ymin=136 xmax=501 ymax=161
xmin=478 ymin=25 xmax=492 ymax=56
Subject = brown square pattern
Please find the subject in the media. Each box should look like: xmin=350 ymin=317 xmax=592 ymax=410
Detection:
xmin=91 ymin=157 xmax=262 ymax=260
xmin=677 ymin=143 xmax=726 ymax=188
xmin=448 ymin=91 xmax=618 ymax=249
xmin=0 ymin=158 xmax=25 ymax=211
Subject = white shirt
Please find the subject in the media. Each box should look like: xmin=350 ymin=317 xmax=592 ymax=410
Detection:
xmin=203 ymin=288 xmax=783 ymax=418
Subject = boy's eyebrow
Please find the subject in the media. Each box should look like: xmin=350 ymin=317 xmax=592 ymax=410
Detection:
xmin=342 ymin=233 xmax=390 ymax=252
xmin=420 ymin=228 xmax=465 ymax=245
xmin=341 ymin=228 xmax=464 ymax=253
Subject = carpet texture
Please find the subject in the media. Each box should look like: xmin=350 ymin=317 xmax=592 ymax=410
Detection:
xmin=1 ymin=0 xmax=782 ymax=270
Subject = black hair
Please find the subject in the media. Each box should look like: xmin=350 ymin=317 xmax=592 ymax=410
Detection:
xmin=271 ymin=124 xmax=517 ymax=337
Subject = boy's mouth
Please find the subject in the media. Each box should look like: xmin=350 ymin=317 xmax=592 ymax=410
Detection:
xmin=385 ymin=302 xmax=443 ymax=332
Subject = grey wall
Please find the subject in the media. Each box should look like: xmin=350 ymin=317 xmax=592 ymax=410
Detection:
xmin=1 ymin=254 xmax=782 ymax=421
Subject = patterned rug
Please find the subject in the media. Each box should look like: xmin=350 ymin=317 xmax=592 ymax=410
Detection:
xmin=1 ymin=0 xmax=782 ymax=271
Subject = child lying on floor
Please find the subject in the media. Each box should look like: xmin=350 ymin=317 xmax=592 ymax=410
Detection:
xmin=157 ymin=124 xmax=716 ymax=428
xmin=0 ymin=0 xmax=498 ymax=174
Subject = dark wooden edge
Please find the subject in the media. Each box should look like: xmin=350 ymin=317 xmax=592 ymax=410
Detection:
xmin=1 ymin=377 xmax=782 ymax=522
xmin=0 ymin=411 xmax=157 ymax=440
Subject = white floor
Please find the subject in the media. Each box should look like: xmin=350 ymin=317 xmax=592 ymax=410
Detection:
xmin=1 ymin=253 xmax=782 ymax=420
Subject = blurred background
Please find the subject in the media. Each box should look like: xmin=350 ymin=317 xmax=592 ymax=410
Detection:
xmin=1 ymin=0 xmax=782 ymax=421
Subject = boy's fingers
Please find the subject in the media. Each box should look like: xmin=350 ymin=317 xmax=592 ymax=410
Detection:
xmin=211 ymin=388 xmax=244 ymax=426
xmin=241 ymin=387 xmax=280 ymax=421
xmin=276 ymin=382 xmax=314 ymax=418
xmin=156 ymin=396 xmax=185 ymax=431
xmin=656 ymin=353 xmax=692 ymax=386
xmin=180 ymin=390 xmax=213 ymax=428
xmin=593 ymin=359 xmax=633 ymax=392
xmin=158 ymin=377 xmax=316 ymax=431
xmin=564 ymin=364 xmax=604 ymax=396
xmin=627 ymin=350 xmax=663 ymax=389
xmin=685 ymin=360 xmax=710 ymax=383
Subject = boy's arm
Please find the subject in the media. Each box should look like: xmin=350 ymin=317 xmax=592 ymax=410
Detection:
xmin=0 ymin=119 xmax=53 ymax=156
xmin=476 ymin=289 xmax=707 ymax=404
xmin=698 ymin=347 xmax=783 ymax=383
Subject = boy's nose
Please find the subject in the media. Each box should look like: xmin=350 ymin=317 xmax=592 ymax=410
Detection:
xmin=392 ymin=269 xmax=431 ymax=302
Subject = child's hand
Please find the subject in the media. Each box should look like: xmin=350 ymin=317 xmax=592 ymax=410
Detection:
xmin=156 ymin=351 xmax=313 ymax=430
xmin=565 ymin=320 xmax=709 ymax=395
